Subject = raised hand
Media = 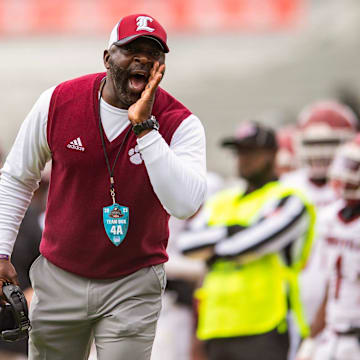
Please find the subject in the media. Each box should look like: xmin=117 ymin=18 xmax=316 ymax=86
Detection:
xmin=128 ymin=62 xmax=165 ymax=126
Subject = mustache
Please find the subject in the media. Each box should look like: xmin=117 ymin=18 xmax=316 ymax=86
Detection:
xmin=109 ymin=60 xmax=151 ymax=83
xmin=129 ymin=64 xmax=152 ymax=77
xmin=108 ymin=59 xmax=146 ymax=107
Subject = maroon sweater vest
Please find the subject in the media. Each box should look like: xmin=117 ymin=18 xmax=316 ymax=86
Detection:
xmin=41 ymin=73 xmax=191 ymax=278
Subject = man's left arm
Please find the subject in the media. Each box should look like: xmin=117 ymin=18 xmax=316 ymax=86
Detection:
xmin=137 ymin=114 xmax=207 ymax=219
xmin=215 ymin=195 xmax=309 ymax=261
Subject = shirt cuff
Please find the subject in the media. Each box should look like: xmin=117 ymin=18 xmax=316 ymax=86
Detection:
xmin=137 ymin=130 xmax=168 ymax=164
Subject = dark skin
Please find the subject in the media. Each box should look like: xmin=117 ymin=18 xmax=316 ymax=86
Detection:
xmin=309 ymin=284 xmax=328 ymax=338
xmin=0 ymin=37 xmax=167 ymax=299
xmin=0 ymin=261 xmax=18 ymax=302
xmin=102 ymin=37 xmax=166 ymax=137
xmin=188 ymin=146 xmax=278 ymax=261
xmin=235 ymin=147 xmax=278 ymax=193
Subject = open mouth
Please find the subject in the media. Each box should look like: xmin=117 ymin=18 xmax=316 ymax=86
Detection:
xmin=128 ymin=71 xmax=149 ymax=93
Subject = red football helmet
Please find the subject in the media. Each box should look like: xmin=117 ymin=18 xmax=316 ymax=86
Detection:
xmin=329 ymin=134 xmax=360 ymax=201
xmin=297 ymin=100 xmax=358 ymax=179
xmin=275 ymin=125 xmax=299 ymax=176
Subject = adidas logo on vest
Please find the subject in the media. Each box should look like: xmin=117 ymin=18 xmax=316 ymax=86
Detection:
xmin=67 ymin=137 xmax=85 ymax=152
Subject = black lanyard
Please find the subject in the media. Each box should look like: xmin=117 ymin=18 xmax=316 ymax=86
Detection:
xmin=98 ymin=79 xmax=132 ymax=204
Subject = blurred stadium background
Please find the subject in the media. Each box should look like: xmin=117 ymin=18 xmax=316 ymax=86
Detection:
xmin=0 ymin=0 xmax=360 ymax=176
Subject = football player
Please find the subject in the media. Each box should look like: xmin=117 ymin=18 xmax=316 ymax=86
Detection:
xmin=282 ymin=101 xmax=358 ymax=324
xmin=296 ymin=134 xmax=360 ymax=360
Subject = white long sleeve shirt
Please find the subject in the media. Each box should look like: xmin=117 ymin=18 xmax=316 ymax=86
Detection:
xmin=0 ymin=86 xmax=207 ymax=255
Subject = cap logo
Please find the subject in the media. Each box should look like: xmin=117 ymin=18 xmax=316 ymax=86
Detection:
xmin=236 ymin=123 xmax=257 ymax=139
xmin=136 ymin=16 xmax=155 ymax=32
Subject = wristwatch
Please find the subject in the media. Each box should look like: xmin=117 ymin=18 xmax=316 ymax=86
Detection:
xmin=132 ymin=115 xmax=160 ymax=136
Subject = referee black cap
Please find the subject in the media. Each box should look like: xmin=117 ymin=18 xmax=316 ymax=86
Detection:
xmin=221 ymin=121 xmax=278 ymax=150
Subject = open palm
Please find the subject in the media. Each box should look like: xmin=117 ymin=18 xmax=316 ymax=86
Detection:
xmin=128 ymin=62 xmax=166 ymax=125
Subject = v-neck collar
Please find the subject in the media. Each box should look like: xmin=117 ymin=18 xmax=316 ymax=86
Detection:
xmin=93 ymin=74 xmax=133 ymax=147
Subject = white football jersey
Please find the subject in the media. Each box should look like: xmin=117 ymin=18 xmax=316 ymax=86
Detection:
xmin=322 ymin=199 xmax=360 ymax=331
xmin=281 ymin=168 xmax=338 ymax=323
xmin=281 ymin=168 xmax=338 ymax=236
xmin=281 ymin=168 xmax=337 ymax=207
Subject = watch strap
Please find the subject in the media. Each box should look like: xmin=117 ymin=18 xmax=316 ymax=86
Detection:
xmin=132 ymin=116 xmax=159 ymax=136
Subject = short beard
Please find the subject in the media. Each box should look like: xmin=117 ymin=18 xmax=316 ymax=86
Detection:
xmin=241 ymin=162 xmax=276 ymax=188
xmin=108 ymin=58 xmax=140 ymax=107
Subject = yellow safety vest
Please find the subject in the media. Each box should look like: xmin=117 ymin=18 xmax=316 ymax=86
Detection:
xmin=195 ymin=181 xmax=316 ymax=340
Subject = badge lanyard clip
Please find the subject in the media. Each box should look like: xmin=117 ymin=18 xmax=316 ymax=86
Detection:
xmin=110 ymin=177 xmax=116 ymax=205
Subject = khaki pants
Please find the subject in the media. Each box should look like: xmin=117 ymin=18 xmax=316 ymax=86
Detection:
xmin=29 ymin=256 xmax=165 ymax=360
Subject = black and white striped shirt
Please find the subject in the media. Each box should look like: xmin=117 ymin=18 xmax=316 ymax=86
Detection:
xmin=178 ymin=192 xmax=310 ymax=265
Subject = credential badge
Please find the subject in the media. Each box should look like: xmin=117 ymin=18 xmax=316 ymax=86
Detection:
xmin=103 ymin=204 xmax=129 ymax=246
xmin=136 ymin=16 xmax=155 ymax=32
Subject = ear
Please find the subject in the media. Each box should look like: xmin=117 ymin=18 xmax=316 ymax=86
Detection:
xmin=267 ymin=149 xmax=278 ymax=165
xmin=159 ymin=53 xmax=166 ymax=66
xmin=103 ymin=50 xmax=111 ymax=70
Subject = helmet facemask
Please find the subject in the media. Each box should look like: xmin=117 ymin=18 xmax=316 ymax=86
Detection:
xmin=297 ymin=101 xmax=358 ymax=181
xmin=330 ymin=143 xmax=360 ymax=201
xmin=298 ymin=134 xmax=350 ymax=180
